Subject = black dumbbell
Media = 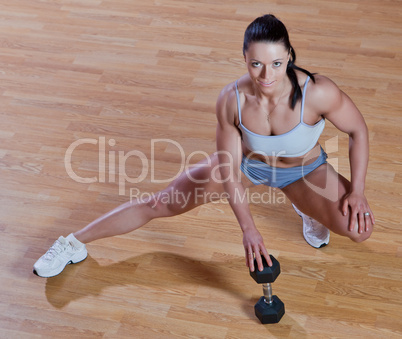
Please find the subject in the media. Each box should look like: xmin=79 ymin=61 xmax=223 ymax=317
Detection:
xmin=249 ymin=255 xmax=285 ymax=324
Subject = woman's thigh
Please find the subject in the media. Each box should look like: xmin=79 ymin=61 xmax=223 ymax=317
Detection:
xmin=160 ymin=152 xmax=255 ymax=214
xmin=281 ymin=163 xmax=372 ymax=242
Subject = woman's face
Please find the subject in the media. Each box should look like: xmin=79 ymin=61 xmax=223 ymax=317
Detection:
xmin=244 ymin=42 xmax=290 ymax=93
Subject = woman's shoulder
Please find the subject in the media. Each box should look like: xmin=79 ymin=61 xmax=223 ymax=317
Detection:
xmin=217 ymin=75 xmax=250 ymax=107
xmin=216 ymin=74 xmax=250 ymax=125
xmin=306 ymin=74 xmax=340 ymax=95
xmin=217 ymin=80 xmax=236 ymax=110
xmin=306 ymin=74 xmax=343 ymax=111
xmin=216 ymin=79 xmax=241 ymax=125
xmin=296 ymin=71 xmax=337 ymax=91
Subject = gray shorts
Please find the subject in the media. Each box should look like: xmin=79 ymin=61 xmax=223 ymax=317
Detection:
xmin=240 ymin=147 xmax=328 ymax=189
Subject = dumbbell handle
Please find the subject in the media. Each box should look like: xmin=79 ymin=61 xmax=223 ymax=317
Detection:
xmin=262 ymin=283 xmax=273 ymax=304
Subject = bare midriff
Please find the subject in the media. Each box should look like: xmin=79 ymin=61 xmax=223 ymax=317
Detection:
xmin=242 ymin=142 xmax=322 ymax=168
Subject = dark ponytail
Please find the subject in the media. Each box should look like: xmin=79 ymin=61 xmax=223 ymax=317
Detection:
xmin=243 ymin=14 xmax=315 ymax=109
xmin=286 ymin=46 xmax=316 ymax=108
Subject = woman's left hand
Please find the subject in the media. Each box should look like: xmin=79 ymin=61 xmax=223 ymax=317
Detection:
xmin=342 ymin=191 xmax=375 ymax=234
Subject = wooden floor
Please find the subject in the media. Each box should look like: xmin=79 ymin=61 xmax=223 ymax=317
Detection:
xmin=1 ymin=0 xmax=401 ymax=338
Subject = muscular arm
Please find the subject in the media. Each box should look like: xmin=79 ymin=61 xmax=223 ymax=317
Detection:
xmin=312 ymin=76 xmax=375 ymax=231
xmin=215 ymin=84 xmax=272 ymax=271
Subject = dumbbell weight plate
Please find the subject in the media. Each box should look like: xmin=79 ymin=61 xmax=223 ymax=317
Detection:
xmin=249 ymin=255 xmax=281 ymax=283
xmin=254 ymin=295 xmax=285 ymax=324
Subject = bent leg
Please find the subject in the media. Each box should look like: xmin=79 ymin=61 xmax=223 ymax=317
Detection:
xmin=74 ymin=152 xmax=254 ymax=243
xmin=281 ymin=163 xmax=373 ymax=243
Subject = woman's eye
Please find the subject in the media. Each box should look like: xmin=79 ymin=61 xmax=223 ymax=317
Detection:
xmin=251 ymin=62 xmax=261 ymax=67
xmin=273 ymin=62 xmax=282 ymax=67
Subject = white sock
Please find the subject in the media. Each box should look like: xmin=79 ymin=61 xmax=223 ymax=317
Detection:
xmin=292 ymin=203 xmax=305 ymax=218
xmin=66 ymin=233 xmax=85 ymax=248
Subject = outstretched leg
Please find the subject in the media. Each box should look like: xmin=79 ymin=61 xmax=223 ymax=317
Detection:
xmin=74 ymin=152 xmax=230 ymax=243
xmin=33 ymin=153 xmax=254 ymax=277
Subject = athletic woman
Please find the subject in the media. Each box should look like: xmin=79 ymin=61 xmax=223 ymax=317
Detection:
xmin=34 ymin=14 xmax=374 ymax=277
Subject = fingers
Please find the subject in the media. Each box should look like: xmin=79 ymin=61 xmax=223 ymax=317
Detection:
xmin=246 ymin=246 xmax=272 ymax=272
xmin=348 ymin=210 xmax=357 ymax=232
xmin=357 ymin=212 xmax=365 ymax=234
xmin=363 ymin=212 xmax=370 ymax=232
xmin=348 ymin=207 xmax=374 ymax=234
xmin=243 ymin=228 xmax=271 ymax=272
xmin=344 ymin=194 xmax=374 ymax=234
xmin=342 ymin=198 xmax=349 ymax=218
xmin=344 ymin=198 xmax=358 ymax=232
xmin=363 ymin=208 xmax=375 ymax=232
xmin=254 ymin=249 xmax=263 ymax=272
xmin=358 ymin=212 xmax=373 ymax=234
xmin=370 ymin=210 xmax=376 ymax=227
xmin=245 ymin=247 xmax=254 ymax=271
xmin=259 ymin=246 xmax=273 ymax=267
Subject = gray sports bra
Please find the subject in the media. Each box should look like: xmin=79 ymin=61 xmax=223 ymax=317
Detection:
xmin=235 ymin=77 xmax=325 ymax=157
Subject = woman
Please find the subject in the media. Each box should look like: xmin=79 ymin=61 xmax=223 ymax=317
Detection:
xmin=33 ymin=14 xmax=375 ymax=278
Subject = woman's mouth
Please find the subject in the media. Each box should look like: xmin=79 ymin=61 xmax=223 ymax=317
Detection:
xmin=258 ymin=80 xmax=275 ymax=87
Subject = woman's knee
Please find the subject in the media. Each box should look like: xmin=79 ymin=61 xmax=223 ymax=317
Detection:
xmin=330 ymin=218 xmax=373 ymax=243
xmin=348 ymin=224 xmax=373 ymax=243
xmin=143 ymin=188 xmax=188 ymax=217
xmin=144 ymin=182 xmax=208 ymax=217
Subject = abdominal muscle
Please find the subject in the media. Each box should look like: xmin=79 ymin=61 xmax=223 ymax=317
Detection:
xmin=242 ymin=142 xmax=322 ymax=168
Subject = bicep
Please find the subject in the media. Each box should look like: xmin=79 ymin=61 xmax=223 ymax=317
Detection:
xmin=320 ymin=81 xmax=367 ymax=136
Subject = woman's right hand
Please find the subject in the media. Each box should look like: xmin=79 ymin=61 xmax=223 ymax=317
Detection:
xmin=242 ymin=227 xmax=272 ymax=272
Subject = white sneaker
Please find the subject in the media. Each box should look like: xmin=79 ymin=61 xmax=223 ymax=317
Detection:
xmin=292 ymin=204 xmax=330 ymax=248
xmin=33 ymin=234 xmax=87 ymax=278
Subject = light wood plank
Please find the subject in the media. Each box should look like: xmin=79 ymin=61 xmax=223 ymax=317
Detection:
xmin=0 ymin=0 xmax=401 ymax=338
